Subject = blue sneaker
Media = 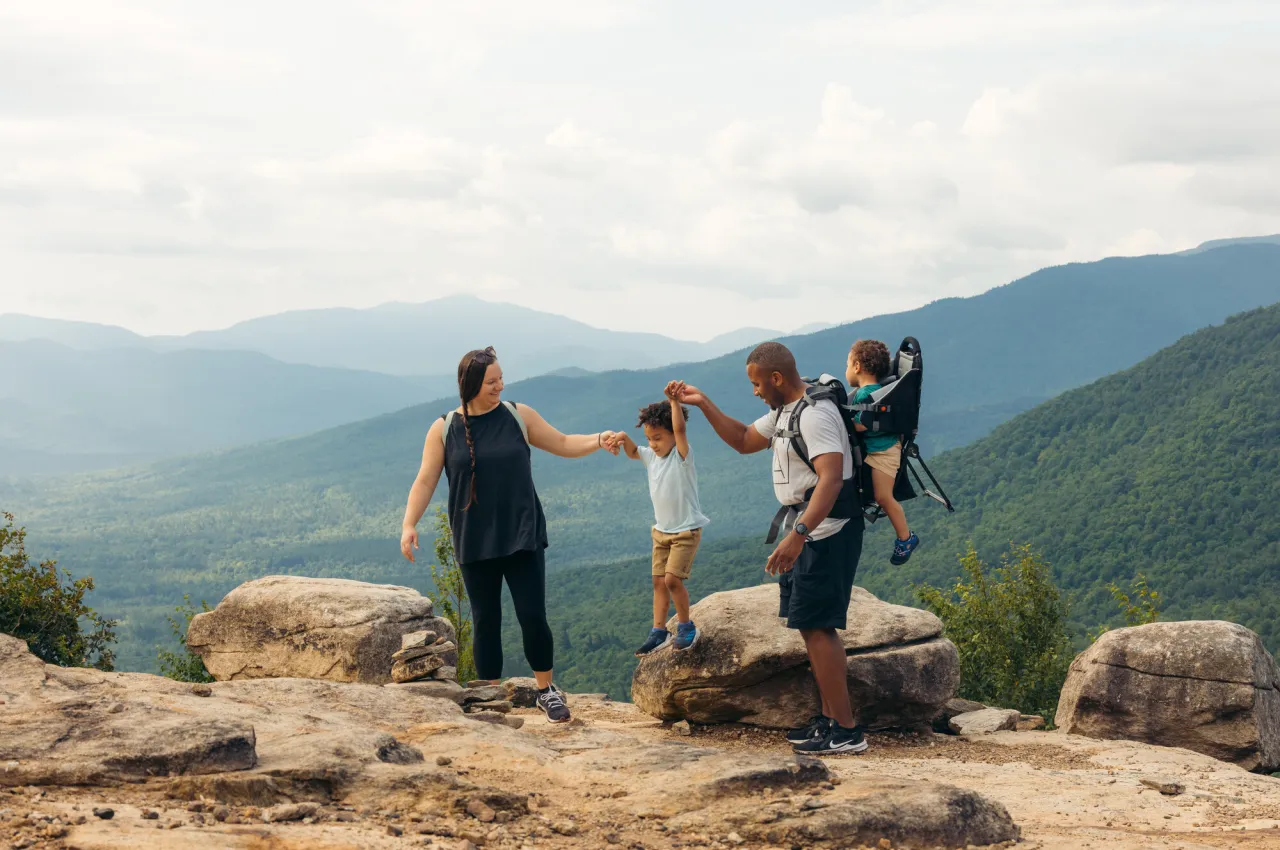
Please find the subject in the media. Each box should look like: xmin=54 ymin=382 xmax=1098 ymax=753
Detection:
xmin=673 ymin=621 xmax=698 ymax=651
xmin=891 ymin=532 xmax=920 ymax=565
xmin=635 ymin=628 xmax=670 ymax=656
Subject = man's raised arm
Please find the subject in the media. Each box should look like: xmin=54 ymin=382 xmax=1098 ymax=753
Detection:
xmin=676 ymin=384 xmax=769 ymax=455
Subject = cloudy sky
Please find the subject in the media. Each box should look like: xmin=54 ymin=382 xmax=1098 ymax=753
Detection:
xmin=3 ymin=1 xmax=1279 ymax=340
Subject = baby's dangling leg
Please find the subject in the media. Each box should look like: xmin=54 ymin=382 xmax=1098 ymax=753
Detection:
xmin=873 ymin=468 xmax=919 ymax=564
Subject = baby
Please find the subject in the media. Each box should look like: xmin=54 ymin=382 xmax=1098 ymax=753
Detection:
xmin=847 ymin=339 xmax=920 ymax=564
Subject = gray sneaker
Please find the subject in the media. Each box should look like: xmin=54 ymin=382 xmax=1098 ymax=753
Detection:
xmin=537 ymin=685 xmax=571 ymax=723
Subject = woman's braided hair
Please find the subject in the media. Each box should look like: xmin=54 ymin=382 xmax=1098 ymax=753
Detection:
xmin=456 ymin=346 xmax=498 ymax=509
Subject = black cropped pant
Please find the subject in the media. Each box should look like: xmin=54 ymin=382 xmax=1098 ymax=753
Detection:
xmin=459 ymin=548 xmax=554 ymax=680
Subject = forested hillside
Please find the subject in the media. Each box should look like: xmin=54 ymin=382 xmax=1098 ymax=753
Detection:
xmin=3 ymin=245 xmax=1279 ymax=671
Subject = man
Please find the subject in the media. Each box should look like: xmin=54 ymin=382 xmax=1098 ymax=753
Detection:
xmin=676 ymin=342 xmax=866 ymax=754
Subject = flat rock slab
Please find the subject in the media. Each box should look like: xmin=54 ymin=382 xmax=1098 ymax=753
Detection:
xmin=392 ymin=640 xmax=456 ymax=663
xmin=738 ymin=779 xmax=1019 ymax=848
xmin=460 ymin=685 xmax=505 ymax=704
xmin=503 ymin=676 xmax=540 ymax=708
xmin=391 ymin=653 xmax=445 ymax=683
xmin=633 ymin=584 xmax=959 ymax=729
xmin=1 ymin=629 xmax=1025 ymax=850
xmin=186 ymin=575 xmax=456 ymax=684
xmin=383 ymin=679 xmax=465 ymax=703
xmin=950 ymin=708 xmax=1021 ymax=735
xmin=399 ymin=630 xmax=438 ymax=650
xmin=1056 ymin=620 xmax=1280 ymax=770
xmin=0 ymin=633 xmax=465 ymax=794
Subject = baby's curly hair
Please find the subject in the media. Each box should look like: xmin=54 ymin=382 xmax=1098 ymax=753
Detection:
xmin=636 ymin=400 xmax=692 ymax=432
xmin=850 ymin=339 xmax=892 ymax=381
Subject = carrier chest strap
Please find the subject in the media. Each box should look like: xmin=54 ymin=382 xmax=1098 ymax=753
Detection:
xmin=766 ymin=503 xmax=804 ymax=545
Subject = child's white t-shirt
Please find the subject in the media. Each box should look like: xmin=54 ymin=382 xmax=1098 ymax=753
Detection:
xmin=637 ymin=446 xmax=710 ymax=534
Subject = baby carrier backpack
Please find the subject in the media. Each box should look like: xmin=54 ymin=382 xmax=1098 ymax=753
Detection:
xmin=768 ymin=337 xmax=954 ymax=539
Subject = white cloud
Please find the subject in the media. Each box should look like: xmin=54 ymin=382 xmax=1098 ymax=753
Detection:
xmin=796 ymin=0 xmax=1265 ymax=51
xmin=2 ymin=1 xmax=1280 ymax=341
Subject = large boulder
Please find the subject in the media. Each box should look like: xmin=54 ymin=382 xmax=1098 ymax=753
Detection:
xmin=1055 ymin=621 xmax=1280 ymax=771
xmin=632 ymin=584 xmax=959 ymax=729
xmin=187 ymin=576 xmax=455 ymax=684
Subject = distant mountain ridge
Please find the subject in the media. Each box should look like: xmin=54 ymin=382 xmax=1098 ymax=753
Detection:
xmin=0 ymin=340 xmax=455 ymax=475
xmin=1180 ymin=234 xmax=1280 ymax=254
xmin=0 ymin=297 xmax=803 ymax=474
xmin=0 ymin=296 xmax=800 ymax=381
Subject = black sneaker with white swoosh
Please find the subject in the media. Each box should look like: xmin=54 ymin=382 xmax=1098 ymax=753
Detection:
xmin=791 ymin=722 xmax=868 ymax=755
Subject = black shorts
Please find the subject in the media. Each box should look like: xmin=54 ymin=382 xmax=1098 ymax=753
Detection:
xmin=777 ymin=518 xmax=863 ymax=630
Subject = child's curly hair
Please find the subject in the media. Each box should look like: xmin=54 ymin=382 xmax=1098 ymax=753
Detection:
xmin=850 ymin=339 xmax=892 ymax=381
xmin=636 ymin=400 xmax=692 ymax=432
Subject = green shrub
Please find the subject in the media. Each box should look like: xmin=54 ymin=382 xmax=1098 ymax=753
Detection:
xmin=915 ymin=543 xmax=1073 ymax=719
xmin=0 ymin=511 xmax=116 ymax=670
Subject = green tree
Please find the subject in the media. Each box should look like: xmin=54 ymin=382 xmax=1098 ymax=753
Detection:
xmin=428 ymin=508 xmax=476 ymax=682
xmin=156 ymin=595 xmax=214 ymax=683
xmin=0 ymin=511 xmax=116 ymax=670
xmin=915 ymin=543 xmax=1073 ymax=719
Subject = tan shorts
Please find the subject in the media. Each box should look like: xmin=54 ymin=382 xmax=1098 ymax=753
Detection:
xmin=651 ymin=528 xmax=702 ymax=579
xmin=865 ymin=444 xmax=902 ymax=478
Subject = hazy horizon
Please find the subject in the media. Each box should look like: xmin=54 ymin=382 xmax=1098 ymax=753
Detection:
xmin=5 ymin=2 xmax=1280 ymax=339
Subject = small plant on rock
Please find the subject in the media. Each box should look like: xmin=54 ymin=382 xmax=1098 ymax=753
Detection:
xmin=157 ymin=594 xmax=214 ymax=683
xmin=1089 ymin=573 xmax=1161 ymax=642
xmin=428 ymin=507 xmax=476 ymax=683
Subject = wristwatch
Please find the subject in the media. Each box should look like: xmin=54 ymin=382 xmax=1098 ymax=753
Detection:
xmin=793 ymin=521 xmax=811 ymax=540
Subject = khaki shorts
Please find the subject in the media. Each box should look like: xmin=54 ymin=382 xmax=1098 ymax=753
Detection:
xmin=651 ymin=528 xmax=702 ymax=579
xmin=865 ymin=444 xmax=902 ymax=478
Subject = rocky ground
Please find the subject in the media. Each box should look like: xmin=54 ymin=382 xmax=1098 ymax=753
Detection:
xmin=6 ymin=689 xmax=1280 ymax=850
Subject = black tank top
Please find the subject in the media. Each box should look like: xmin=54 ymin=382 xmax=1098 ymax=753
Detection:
xmin=442 ymin=403 xmax=548 ymax=565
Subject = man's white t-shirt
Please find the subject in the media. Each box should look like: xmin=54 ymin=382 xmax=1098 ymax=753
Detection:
xmin=753 ymin=398 xmax=853 ymax=541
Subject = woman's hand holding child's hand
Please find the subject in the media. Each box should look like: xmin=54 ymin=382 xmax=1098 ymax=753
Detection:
xmin=599 ymin=430 xmax=622 ymax=455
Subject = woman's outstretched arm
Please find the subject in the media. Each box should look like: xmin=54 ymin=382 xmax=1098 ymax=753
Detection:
xmin=401 ymin=417 xmax=446 ymax=562
xmin=517 ymin=404 xmax=618 ymax=458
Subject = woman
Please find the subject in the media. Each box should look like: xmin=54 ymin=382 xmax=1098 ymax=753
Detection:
xmin=400 ymin=346 xmax=618 ymax=723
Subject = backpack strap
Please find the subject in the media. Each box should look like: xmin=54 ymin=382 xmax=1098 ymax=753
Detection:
xmin=440 ymin=402 xmax=528 ymax=446
xmin=774 ymin=385 xmax=836 ymax=473
xmin=502 ymin=401 xmax=529 ymax=443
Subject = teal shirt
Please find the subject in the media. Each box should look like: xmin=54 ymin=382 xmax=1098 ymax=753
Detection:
xmin=853 ymin=384 xmax=901 ymax=454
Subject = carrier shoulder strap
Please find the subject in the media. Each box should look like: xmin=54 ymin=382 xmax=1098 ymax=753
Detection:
xmin=773 ymin=385 xmax=835 ymax=473
xmin=440 ymin=401 xmax=528 ymax=445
